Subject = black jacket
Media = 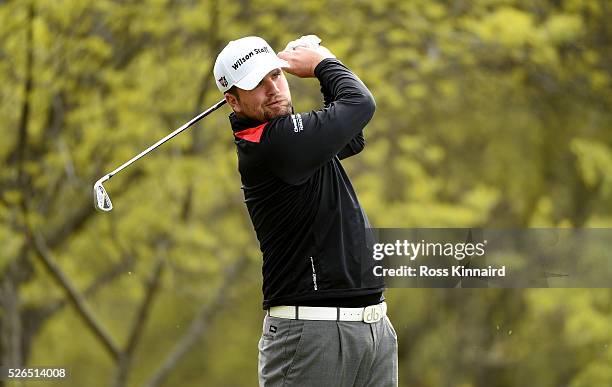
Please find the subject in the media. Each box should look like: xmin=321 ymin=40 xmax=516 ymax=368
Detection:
xmin=230 ymin=58 xmax=385 ymax=309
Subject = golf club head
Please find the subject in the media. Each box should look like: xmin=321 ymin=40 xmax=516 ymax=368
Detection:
xmin=94 ymin=177 xmax=113 ymax=212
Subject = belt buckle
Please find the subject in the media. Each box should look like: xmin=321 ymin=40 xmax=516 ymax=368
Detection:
xmin=363 ymin=304 xmax=383 ymax=323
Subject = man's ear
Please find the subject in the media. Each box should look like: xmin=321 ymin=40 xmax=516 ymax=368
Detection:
xmin=225 ymin=93 xmax=241 ymax=113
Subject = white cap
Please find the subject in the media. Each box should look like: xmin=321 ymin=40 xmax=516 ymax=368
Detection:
xmin=214 ymin=36 xmax=289 ymax=94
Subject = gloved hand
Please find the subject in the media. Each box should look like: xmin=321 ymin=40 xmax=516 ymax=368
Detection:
xmin=284 ymin=34 xmax=322 ymax=51
xmin=279 ymin=35 xmax=336 ymax=78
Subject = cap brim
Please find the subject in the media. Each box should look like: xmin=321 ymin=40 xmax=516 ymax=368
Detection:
xmin=234 ymin=57 xmax=290 ymax=91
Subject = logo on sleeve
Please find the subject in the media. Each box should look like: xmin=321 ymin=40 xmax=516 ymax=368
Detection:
xmin=291 ymin=114 xmax=303 ymax=133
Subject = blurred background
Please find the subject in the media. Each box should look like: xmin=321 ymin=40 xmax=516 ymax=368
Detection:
xmin=1 ymin=0 xmax=611 ymax=386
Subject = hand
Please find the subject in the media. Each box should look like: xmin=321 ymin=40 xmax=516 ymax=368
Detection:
xmin=277 ymin=46 xmax=335 ymax=78
xmin=284 ymin=35 xmax=321 ymax=51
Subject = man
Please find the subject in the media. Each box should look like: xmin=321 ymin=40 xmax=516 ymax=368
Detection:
xmin=214 ymin=36 xmax=398 ymax=386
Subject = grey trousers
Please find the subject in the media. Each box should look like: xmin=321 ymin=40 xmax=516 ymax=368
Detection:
xmin=258 ymin=314 xmax=398 ymax=386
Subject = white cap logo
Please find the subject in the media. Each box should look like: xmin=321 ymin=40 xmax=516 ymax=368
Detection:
xmin=214 ymin=36 xmax=289 ymax=93
xmin=218 ymin=76 xmax=228 ymax=88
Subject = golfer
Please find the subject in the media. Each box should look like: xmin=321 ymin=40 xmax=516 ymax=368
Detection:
xmin=214 ymin=36 xmax=398 ymax=386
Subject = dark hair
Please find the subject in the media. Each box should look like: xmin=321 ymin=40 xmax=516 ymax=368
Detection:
xmin=226 ymin=86 xmax=240 ymax=101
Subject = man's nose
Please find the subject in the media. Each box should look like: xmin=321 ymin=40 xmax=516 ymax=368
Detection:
xmin=264 ymin=78 xmax=280 ymax=94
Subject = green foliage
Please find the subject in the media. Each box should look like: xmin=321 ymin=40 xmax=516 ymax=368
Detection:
xmin=1 ymin=0 xmax=611 ymax=386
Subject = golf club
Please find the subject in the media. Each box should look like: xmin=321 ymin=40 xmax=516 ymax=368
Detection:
xmin=93 ymin=98 xmax=227 ymax=212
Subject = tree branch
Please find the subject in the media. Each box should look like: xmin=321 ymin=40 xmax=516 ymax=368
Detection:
xmin=45 ymin=169 xmax=144 ymax=251
xmin=20 ymin=250 xmax=135 ymax=362
xmin=189 ymin=0 xmax=223 ymax=155
xmin=144 ymin=256 xmax=248 ymax=387
xmin=26 ymin=227 xmax=120 ymax=361
xmin=113 ymin=255 xmax=165 ymax=387
xmin=181 ymin=0 xmax=223 ymax=222
xmin=0 ymin=263 xmax=23 ymax=369
xmin=11 ymin=1 xmax=34 ymax=180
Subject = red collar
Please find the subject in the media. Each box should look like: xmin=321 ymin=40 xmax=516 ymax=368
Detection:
xmin=234 ymin=122 xmax=267 ymax=143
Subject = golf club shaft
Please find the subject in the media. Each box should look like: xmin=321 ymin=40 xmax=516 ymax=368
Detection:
xmin=105 ymin=98 xmax=227 ymax=179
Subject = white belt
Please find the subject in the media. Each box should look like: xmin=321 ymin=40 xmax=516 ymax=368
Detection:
xmin=268 ymin=302 xmax=387 ymax=323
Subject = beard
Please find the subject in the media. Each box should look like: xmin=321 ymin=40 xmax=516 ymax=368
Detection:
xmin=263 ymin=98 xmax=293 ymax=121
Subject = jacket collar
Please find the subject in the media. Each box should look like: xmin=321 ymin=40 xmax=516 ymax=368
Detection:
xmin=230 ymin=113 xmax=268 ymax=143
xmin=229 ymin=112 xmax=266 ymax=133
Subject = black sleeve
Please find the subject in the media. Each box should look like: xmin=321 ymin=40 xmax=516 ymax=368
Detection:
xmin=319 ymin=60 xmax=367 ymax=161
xmin=264 ymin=58 xmax=376 ymax=184
xmin=337 ymin=131 xmax=365 ymax=160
